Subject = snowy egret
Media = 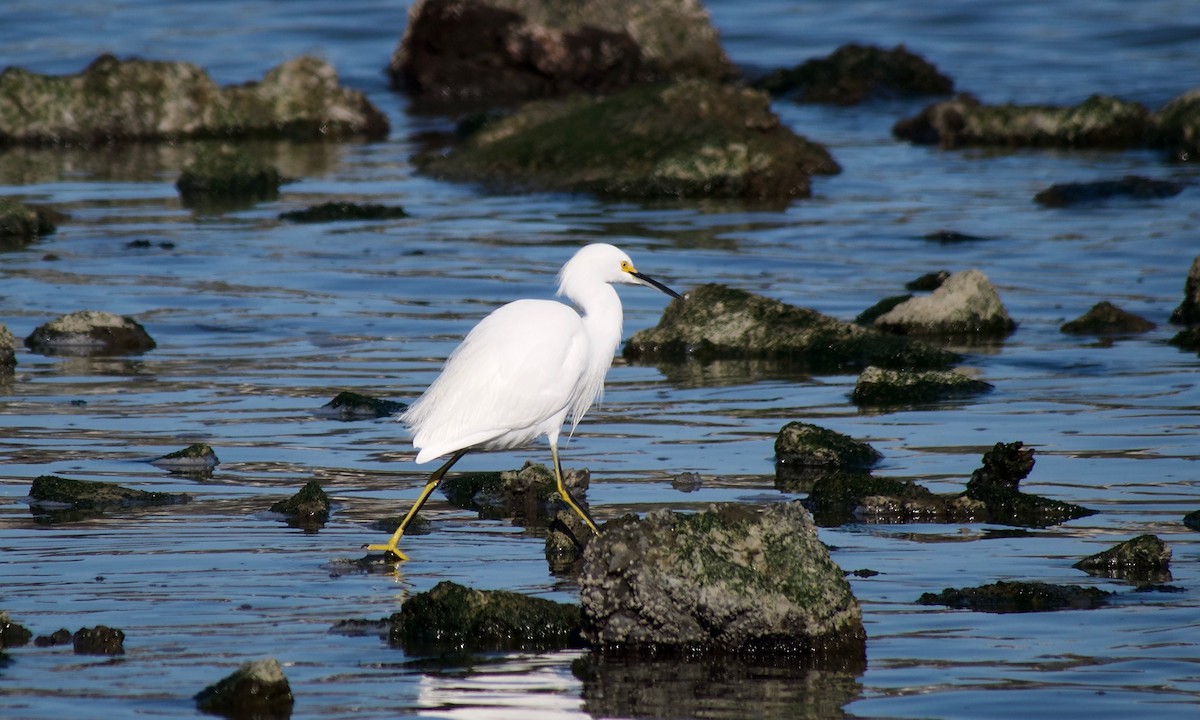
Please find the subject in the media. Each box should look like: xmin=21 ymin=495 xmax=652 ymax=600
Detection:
xmin=368 ymin=243 xmax=682 ymax=560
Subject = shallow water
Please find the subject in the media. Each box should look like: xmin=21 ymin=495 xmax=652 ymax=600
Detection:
xmin=2 ymin=1 xmax=1199 ymax=718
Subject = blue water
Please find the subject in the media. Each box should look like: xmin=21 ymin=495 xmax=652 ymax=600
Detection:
xmin=2 ymin=1 xmax=1199 ymax=718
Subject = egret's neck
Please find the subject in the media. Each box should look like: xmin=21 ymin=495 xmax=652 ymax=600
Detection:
xmin=565 ymin=282 xmax=623 ymax=362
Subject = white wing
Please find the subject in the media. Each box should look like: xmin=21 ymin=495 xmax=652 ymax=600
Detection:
xmin=402 ymin=299 xmax=589 ymax=463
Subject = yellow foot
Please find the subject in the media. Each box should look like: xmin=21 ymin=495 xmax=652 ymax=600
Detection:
xmin=364 ymin=542 xmax=410 ymax=561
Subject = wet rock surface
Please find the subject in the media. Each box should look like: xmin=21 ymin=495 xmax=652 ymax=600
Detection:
xmin=150 ymin=443 xmax=221 ymax=471
xmin=918 ymin=581 xmax=1113 ymax=612
xmin=893 ymin=93 xmax=1153 ymax=149
xmin=1169 ymin=255 xmax=1200 ymax=325
xmin=1184 ymin=509 xmax=1200 ymax=531
xmin=176 ymin=148 xmax=285 ymax=208
xmin=441 ymin=461 xmax=590 ymax=524
xmin=72 ymin=625 xmax=125 ymax=655
xmin=579 ymin=502 xmax=865 ymax=661
xmin=194 ymin=657 xmax=295 ymax=720
xmin=852 ymin=366 xmax=994 ymax=407
xmin=1154 ymin=87 xmax=1200 ymax=161
xmin=0 ymin=54 xmax=387 ymax=145
xmin=315 ymin=391 xmax=406 ymax=420
xmin=27 ymin=475 xmax=190 ymax=518
xmin=269 ymin=480 xmax=331 ymax=530
xmin=775 ymin=422 xmax=882 ymax=492
xmin=1073 ymin=534 xmax=1172 ymax=584
xmin=1060 ymin=301 xmax=1156 ymax=335
xmin=388 ymin=580 xmax=583 ymax=653
xmin=0 ymin=197 xmax=59 ymax=246
xmin=0 ymin=612 xmax=33 ymax=649
xmin=624 ymin=284 xmax=959 ymax=371
xmin=416 ymin=80 xmax=838 ymax=203
xmin=963 ymin=442 xmax=1096 ymax=526
xmin=872 ymin=269 xmax=1015 ymax=337
xmin=25 ymin=310 xmax=156 ymax=356
xmin=756 ymin=43 xmax=953 ymax=105
xmin=391 ymin=0 xmax=732 ymax=108
xmin=279 ymin=202 xmax=410 ymax=223
xmin=1034 ymin=175 xmax=1185 ymax=207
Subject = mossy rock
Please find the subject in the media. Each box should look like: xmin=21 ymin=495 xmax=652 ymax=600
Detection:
xmin=1073 ymin=534 xmax=1171 ymax=583
xmin=316 ymin=391 xmax=406 ymax=420
xmin=624 ymin=283 xmax=958 ymax=371
xmin=269 ymin=480 xmax=331 ymax=529
xmin=852 ymin=366 xmax=994 ymax=407
xmin=28 ymin=475 xmax=190 ymax=513
xmin=1061 ymin=301 xmax=1156 ymax=334
xmin=194 ymin=658 xmax=294 ymax=719
xmin=150 ymin=443 xmax=220 ymax=470
xmin=176 ymin=148 xmax=284 ymax=206
xmin=918 ymin=580 xmax=1113 ymax=612
xmin=0 ymin=197 xmax=60 ymax=244
xmin=1152 ymin=88 xmax=1200 ymax=161
xmin=756 ymin=43 xmax=953 ymax=105
xmin=774 ymin=423 xmax=882 ymax=494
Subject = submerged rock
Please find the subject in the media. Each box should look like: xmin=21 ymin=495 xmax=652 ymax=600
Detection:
xmin=0 ymin=612 xmax=32 ymax=649
xmin=624 ymin=284 xmax=958 ymax=371
xmin=416 ymin=80 xmax=839 ymax=203
xmin=922 ymin=230 xmax=987 ymax=244
xmin=390 ymin=0 xmax=733 ymax=108
xmin=1034 ymin=175 xmax=1185 ymax=207
xmin=1073 ymin=534 xmax=1172 ymax=583
xmin=0 ymin=324 xmax=15 ymax=370
xmin=0 ymin=54 xmax=387 ymax=146
xmin=756 ymin=43 xmax=953 ymax=105
xmin=279 ymin=202 xmax=409 ymax=223
xmin=1169 ymin=255 xmax=1200 ymax=326
xmin=852 ymin=366 xmax=994 ymax=407
xmin=1153 ymin=87 xmax=1200 ymax=162
xmin=28 ymin=475 xmax=190 ymax=514
xmin=872 ymin=269 xmax=1015 ymax=337
xmin=176 ymin=147 xmax=285 ymax=208
xmin=579 ymin=502 xmax=866 ymax=661
xmin=893 ymin=93 xmax=1152 ymax=149
xmin=73 ymin=625 xmax=125 ymax=655
xmin=917 ymin=581 xmax=1113 ymax=612
xmin=25 ymin=310 xmax=156 ymax=356
xmin=269 ymin=480 xmax=331 ymax=530
xmin=315 ymin=391 xmax=406 ymax=420
xmin=1060 ymin=301 xmax=1156 ymax=335
xmin=0 ymin=197 xmax=59 ymax=245
xmin=151 ymin=443 xmax=220 ymax=471
xmin=1170 ymin=327 xmax=1200 ymax=353
xmin=388 ymin=580 xmax=583 ymax=653
xmin=194 ymin=657 xmax=295 ymax=720
xmin=441 ymin=461 xmax=590 ymax=525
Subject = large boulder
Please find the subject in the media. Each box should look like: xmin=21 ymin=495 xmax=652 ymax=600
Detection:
xmin=417 ymin=80 xmax=839 ymax=203
xmin=390 ymin=0 xmax=733 ymax=107
xmin=579 ymin=502 xmax=865 ymax=662
xmin=624 ymin=284 xmax=958 ymax=371
xmin=0 ymin=54 xmax=388 ymax=146
xmin=872 ymin=269 xmax=1015 ymax=337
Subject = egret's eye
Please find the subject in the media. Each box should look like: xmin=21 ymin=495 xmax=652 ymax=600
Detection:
xmin=620 ymin=260 xmax=634 ymax=273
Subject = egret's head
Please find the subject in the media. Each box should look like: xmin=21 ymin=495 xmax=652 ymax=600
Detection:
xmin=558 ymin=243 xmax=681 ymax=300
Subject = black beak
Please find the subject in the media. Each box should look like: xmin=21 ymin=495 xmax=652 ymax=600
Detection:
xmin=632 ymin=271 xmax=683 ymax=300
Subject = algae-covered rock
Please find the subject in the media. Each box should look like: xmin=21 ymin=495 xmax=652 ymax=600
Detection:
xmin=1034 ymin=175 xmax=1184 ymax=207
xmin=1060 ymin=301 xmax=1156 ymax=335
xmin=391 ymin=0 xmax=733 ymax=107
xmin=151 ymin=443 xmax=220 ymax=471
xmin=579 ymin=502 xmax=865 ymax=660
xmin=0 ymin=324 xmax=16 ymax=370
xmin=775 ymin=422 xmax=882 ymax=492
xmin=1073 ymin=534 xmax=1172 ymax=583
xmin=25 ymin=310 xmax=156 ymax=356
xmin=873 ymin=269 xmax=1015 ymax=337
xmin=269 ymin=480 xmax=331 ymax=530
xmin=756 ymin=43 xmax=953 ymax=105
xmin=624 ymin=284 xmax=958 ymax=371
xmin=0 ymin=197 xmax=59 ymax=245
xmin=388 ymin=580 xmax=583 ymax=653
xmin=1153 ymin=87 xmax=1200 ymax=162
xmin=441 ymin=461 xmax=589 ymax=524
xmin=417 ymin=80 xmax=839 ymax=203
xmin=852 ymin=366 xmax=993 ymax=407
xmin=28 ymin=475 xmax=190 ymax=514
xmin=894 ymin=93 xmax=1152 ymax=149
xmin=176 ymin=147 xmax=284 ymax=207
xmin=315 ymin=391 xmax=406 ymax=420
xmin=917 ymin=580 xmax=1113 ymax=612
xmin=279 ymin=202 xmax=409 ymax=223
xmin=963 ymin=442 xmax=1095 ymax=527
xmin=73 ymin=625 xmax=125 ymax=655
xmin=0 ymin=54 xmax=387 ymax=146
xmin=194 ymin=657 xmax=295 ymax=720
xmin=1169 ymin=255 xmax=1200 ymax=326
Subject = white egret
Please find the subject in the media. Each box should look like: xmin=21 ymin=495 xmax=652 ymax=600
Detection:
xmin=368 ymin=243 xmax=682 ymax=559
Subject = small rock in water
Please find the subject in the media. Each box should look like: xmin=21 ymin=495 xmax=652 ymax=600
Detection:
xmin=1034 ymin=175 xmax=1185 ymax=207
xmin=0 ymin=197 xmax=59 ymax=244
xmin=756 ymin=43 xmax=953 ymax=105
xmin=1060 ymin=301 xmax=1156 ymax=335
xmin=279 ymin=202 xmax=409 ymax=223
xmin=315 ymin=391 xmax=405 ymax=420
xmin=151 ymin=443 xmax=220 ymax=471
xmin=0 ymin=612 xmax=33 ymax=649
xmin=918 ymin=580 xmax=1113 ymax=613
xmin=963 ymin=442 xmax=1096 ymax=526
xmin=441 ymin=462 xmax=589 ymax=525
xmin=774 ymin=422 xmax=882 ymax=470
xmin=922 ymin=230 xmax=986 ymax=244
xmin=852 ymin=366 xmax=993 ymax=406
xmin=34 ymin=628 xmax=73 ymax=648
xmin=670 ymin=471 xmax=703 ymax=492
xmin=873 ymin=269 xmax=1015 ymax=337
xmin=1169 ymin=255 xmax=1200 ymax=326
xmin=269 ymin=480 xmax=331 ymax=530
xmin=194 ymin=657 xmax=295 ymax=720
xmin=25 ymin=310 xmax=156 ymax=357
xmin=1184 ymin=509 xmax=1200 ymax=532
xmin=176 ymin=147 xmax=285 ymax=208
xmin=28 ymin=475 xmax=190 ymax=513
xmin=73 ymin=625 xmax=125 ymax=655
xmin=1073 ymin=534 xmax=1172 ymax=583
xmin=0 ymin=324 xmax=16 ymax=370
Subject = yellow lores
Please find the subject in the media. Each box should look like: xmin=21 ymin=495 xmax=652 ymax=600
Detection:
xmin=368 ymin=244 xmax=681 ymax=560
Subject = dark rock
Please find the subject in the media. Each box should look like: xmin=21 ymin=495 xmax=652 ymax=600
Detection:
xmin=905 ymin=270 xmax=950 ymax=292
xmin=803 ymin=472 xmax=984 ymax=526
xmin=1185 ymin=509 xmax=1200 ymax=531
xmin=25 ymin=310 xmax=156 ymax=356
xmin=872 ymin=269 xmax=1015 ymax=337
xmin=388 ymin=580 xmax=583 ymax=653
xmin=34 ymin=628 xmax=72 ymax=648
xmin=1060 ymin=301 xmax=1156 ymax=335
xmin=756 ymin=43 xmax=953 ymax=105
xmin=624 ymin=284 xmax=959 ymax=371
xmin=0 ymin=54 xmax=387 ymax=146
xmin=176 ymin=147 xmax=284 ymax=208
xmin=918 ymin=581 xmax=1113 ymax=612
xmin=775 ymin=423 xmax=881 ymax=492
xmin=854 ymin=294 xmax=911 ymax=326
xmin=852 ymin=366 xmax=994 ymax=406
xmin=1073 ymin=534 xmax=1172 ymax=583
xmin=894 ymin=93 xmax=1153 ymax=149
xmin=269 ymin=480 xmax=331 ymax=530
xmin=1169 ymin=255 xmax=1200 ymax=325
xmin=279 ymin=202 xmax=409 ymax=223
xmin=416 ymin=80 xmax=839 ymax=204
xmin=1034 ymin=175 xmax=1185 ymax=207
xmin=579 ymin=502 xmax=866 ymax=661
xmin=963 ymin=442 xmax=1096 ymax=527
xmin=0 ymin=324 xmax=15 ymax=370
xmin=670 ymin=471 xmax=703 ymax=493
xmin=0 ymin=612 xmax=32 ymax=649
xmin=194 ymin=657 xmax=295 ymax=720
xmin=151 ymin=443 xmax=220 ymax=471
xmin=315 ymin=391 xmax=406 ymax=420
xmin=441 ymin=461 xmax=589 ymax=525
xmin=28 ymin=475 xmax=190 ymax=513
xmin=390 ymin=0 xmax=733 ymax=108
xmin=1169 ymin=326 xmax=1200 ymax=352
xmin=73 ymin=625 xmax=125 ymax=655
xmin=369 ymin=513 xmax=433 ymax=537
xmin=922 ymin=230 xmax=986 ymax=244
xmin=544 ymin=508 xmax=600 ymax=574
xmin=0 ymin=197 xmax=59 ymax=245
xmin=1153 ymin=88 xmax=1200 ymax=162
